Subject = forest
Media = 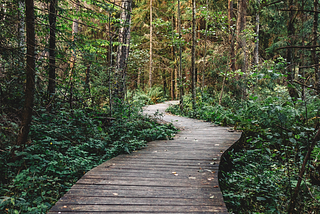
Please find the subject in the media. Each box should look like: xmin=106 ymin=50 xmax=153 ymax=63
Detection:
xmin=0 ymin=0 xmax=320 ymax=213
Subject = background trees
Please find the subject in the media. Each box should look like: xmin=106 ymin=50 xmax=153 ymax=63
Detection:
xmin=0 ymin=0 xmax=320 ymax=212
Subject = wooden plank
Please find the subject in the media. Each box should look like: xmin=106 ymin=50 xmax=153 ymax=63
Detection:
xmin=50 ymin=204 xmax=228 ymax=212
xmin=65 ymin=187 xmax=223 ymax=199
xmin=75 ymin=177 xmax=219 ymax=187
xmin=54 ymin=196 xmax=224 ymax=206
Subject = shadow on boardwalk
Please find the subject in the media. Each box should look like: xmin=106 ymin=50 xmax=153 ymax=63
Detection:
xmin=49 ymin=101 xmax=241 ymax=214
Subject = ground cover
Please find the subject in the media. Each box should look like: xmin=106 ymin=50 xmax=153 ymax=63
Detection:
xmin=166 ymin=90 xmax=320 ymax=213
xmin=0 ymin=103 xmax=177 ymax=213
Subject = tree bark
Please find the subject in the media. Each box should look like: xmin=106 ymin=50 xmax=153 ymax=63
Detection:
xmin=16 ymin=0 xmax=35 ymax=148
xmin=18 ymin=1 xmax=25 ymax=49
xmin=236 ymin=0 xmax=247 ymax=98
xmin=236 ymin=0 xmax=247 ymax=73
xmin=47 ymin=0 xmax=57 ymax=107
xmin=115 ymin=0 xmax=132 ymax=100
xmin=288 ymin=127 xmax=320 ymax=213
xmin=253 ymin=0 xmax=260 ymax=65
xmin=85 ymin=64 xmax=90 ymax=95
xmin=202 ymin=0 xmax=208 ymax=89
xmin=171 ymin=14 xmax=176 ymax=100
xmin=70 ymin=0 xmax=79 ymax=72
xmin=149 ymin=0 xmax=153 ymax=88
xmin=178 ymin=0 xmax=183 ymax=111
xmin=312 ymin=0 xmax=319 ymax=93
xmin=191 ymin=0 xmax=196 ymax=110
xmin=286 ymin=0 xmax=299 ymax=100
xmin=69 ymin=0 xmax=79 ymax=109
xmin=228 ymin=0 xmax=235 ymax=71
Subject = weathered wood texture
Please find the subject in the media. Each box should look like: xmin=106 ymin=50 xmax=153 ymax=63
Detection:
xmin=49 ymin=101 xmax=241 ymax=213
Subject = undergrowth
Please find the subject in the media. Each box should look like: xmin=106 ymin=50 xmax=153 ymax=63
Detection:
xmin=0 ymin=103 xmax=177 ymax=213
xmin=166 ymin=89 xmax=320 ymax=213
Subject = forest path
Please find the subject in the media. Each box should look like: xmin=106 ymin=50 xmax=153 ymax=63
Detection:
xmin=49 ymin=101 xmax=241 ymax=214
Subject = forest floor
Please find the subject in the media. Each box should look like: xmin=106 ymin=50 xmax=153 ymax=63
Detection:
xmin=48 ymin=101 xmax=241 ymax=213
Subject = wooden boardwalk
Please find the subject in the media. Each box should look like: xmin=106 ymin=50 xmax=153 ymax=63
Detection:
xmin=48 ymin=101 xmax=241 ymax=214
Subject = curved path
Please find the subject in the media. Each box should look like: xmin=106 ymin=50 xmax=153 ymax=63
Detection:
xmin=49 ymin=101 xmax=241 ymax=214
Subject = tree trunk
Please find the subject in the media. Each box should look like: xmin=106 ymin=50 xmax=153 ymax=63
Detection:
xmin=108 ymin=9 xmax=113 ymax=115
xmin=69 ymin=0 xmax=79 ymax=109
xmin=115 ymin=0 xmax=133 ymax=100
xmin=219 ymin=74 xmax=226 ymax=105
xmin=236 ymin=0 xmax=247 ymax=98
xmin=149 ymin=0 xmax=153 ymax=88
xmin=191 ymin=0 xmax=196 ymax=110
xmin=47 ymin=0 xmax=57 ymax=108
xmin=70 ymin=0 xmax=79 ymax=72
xmin=85 ymin=64 xmax=90 ymax=95
xmin=228 ymin=0 xmax=235 ymax=71
xmin=286 ymin=0 xmax=299 ymax=100
xmin=178 ymin=0 xmax=183 ymax=111
xmin=202 ymin=0 xmax=208 ymax=90
xmin=171 ymin=14 xmax=176 ymax=100
xmin=253 ymin=0 xmax=260 ymax=65
xmin=137 ymin=67 xmax=141 ymax=87
xmin=236 ymin=0 xmax=247 ymax=72
xmin=288 ymin=127 xmax=320 ymax=213
xmin=16 ymin=0 xmax=35 ymax=149
xmin=312 ymin=0 xmax=319 ymax=93
xmin=18 ymin=1 xmax=25 ymax=49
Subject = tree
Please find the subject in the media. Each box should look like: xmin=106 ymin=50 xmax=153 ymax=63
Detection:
xmin=191 ymin=0 xmax=196 ymax=110
xmin=47 ymin=0 xmax=57 ymax=109
xmin=115 ymin=0 xmax=133 ymax=100
xmin=228 ymin=0 xmax=235 ymax=71
xmin=286 ymin=0 xmax=299 ymax=100
xmin=253 ymin=0 xmax=260 ymax=65
xmin=149 ymin=0 xmax=153 ymax=88
xmin=312 ymin=0 xmax=319 ymax=93
xmin=16 ymin=0 xmax=35 ymax=149
xmin=236 ymin=0 xmax=247 ymax=74
xmin=178 ymin=0 xmax=183 ymax=110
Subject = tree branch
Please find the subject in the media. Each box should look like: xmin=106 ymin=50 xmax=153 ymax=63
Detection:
xmin=276 ymin=45 xmax=320 ymax=50
xmin=288 ymin=127 xmax=320 ymax=213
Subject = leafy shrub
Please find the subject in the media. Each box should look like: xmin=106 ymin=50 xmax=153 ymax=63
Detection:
xmin=0 ymin=104 xmax=177 ymax=213
xmin=167 ymin=88 xmax=320 ymax=213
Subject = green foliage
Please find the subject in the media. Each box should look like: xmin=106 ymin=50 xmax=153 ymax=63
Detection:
xmin=167 ymin=80 xmax=320 ymax=213
xmin=128 ymin=86 xmax=165 ymax=106
xmin=0 ymin=105 xmax=177 ymax=213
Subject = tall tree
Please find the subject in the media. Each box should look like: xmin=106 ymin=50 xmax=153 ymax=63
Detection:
xmin=70 ymin=0 xmax=79 ymax=72
xmin=115 ymin=0 xmax=133 ymax=100
xmin=312 ymin=0 xmax=319 ymax=93
xmin=228 ymin=0 xmax=235 ymax=71
xmin=236 ymin=0 xmax=247 ymax=70
xmin=171 ymin=13 xmax=176 ymax=100
xmin=253 ymin=0 xmax=260 ymax=65
xmin=202 ymin=0 xmax=209 ymax=89
xmin=16 ymin=0 xmax=35 ymax=148
xmin=191 ymin=0 xmax=196 ymax=110
xmin=47 ymin=0 xmax=57 ymax=107
xmin=286 ymin=0 xmax=299 ymax=100
xmin=69 ymin=0 xmax=79 ymax=109
xmin=178 ymin=0 xmax=183 ymax=110
xmin=149 ymin=0 xmax=153 ymax=88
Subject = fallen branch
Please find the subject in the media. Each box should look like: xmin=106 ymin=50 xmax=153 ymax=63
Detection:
xmin=293 ymin=80 xmax=319 ymax=90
